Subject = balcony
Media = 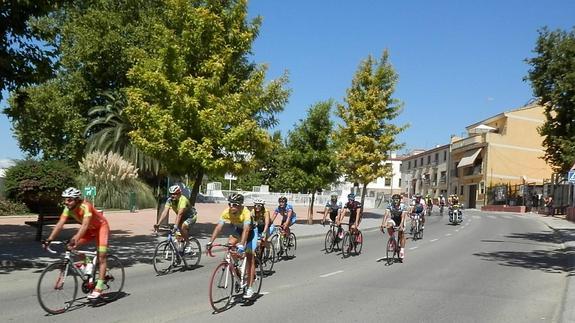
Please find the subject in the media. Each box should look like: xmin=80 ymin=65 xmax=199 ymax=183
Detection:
xmin=451 ymin=135 xmax=484 ymax=151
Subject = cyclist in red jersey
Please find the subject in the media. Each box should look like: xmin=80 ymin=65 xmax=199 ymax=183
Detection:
xmin=44 ymin=187 xmax=110 ymax=300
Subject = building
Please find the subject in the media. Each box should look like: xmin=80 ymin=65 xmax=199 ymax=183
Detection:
xmin=400 ymin=146 xmax=450 ymax=198
xmin=449 ymin=103 xmax=553 ymax=208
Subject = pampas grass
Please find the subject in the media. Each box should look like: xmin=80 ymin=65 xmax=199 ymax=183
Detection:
xmin=78 ymin=152 xmax=156 ymax=209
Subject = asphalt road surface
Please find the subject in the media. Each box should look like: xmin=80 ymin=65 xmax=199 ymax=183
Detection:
xmin=1 ymin=210 xmax=570 ymax=322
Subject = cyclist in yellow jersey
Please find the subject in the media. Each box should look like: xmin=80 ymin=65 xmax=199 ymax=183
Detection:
xmin=206 ymin=193 xmax=257 ymax=299
xmin=155 ymin=185 xmax=197 ymax=244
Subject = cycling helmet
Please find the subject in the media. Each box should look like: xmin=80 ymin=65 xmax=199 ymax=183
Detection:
xmin=253 ymin=198 xmax=265 ymax=206
xmin=62 ymin=187 xmax=82 ymax=199
xmin=391 ymin=194 xmax=401 ymax=207
xmin=278 ymin=196 xmax=288 ymax=204
xmin=347 ymin=193 xmax=355 ymax=200
xmin=168 ymin=184 xmax=181 ymax=194
xmin=228 ymin=193 xmax=244 ymax=205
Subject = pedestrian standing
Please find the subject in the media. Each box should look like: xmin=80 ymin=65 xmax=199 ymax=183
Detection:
xmin=544 ymin=195 xmax=554 ymax=216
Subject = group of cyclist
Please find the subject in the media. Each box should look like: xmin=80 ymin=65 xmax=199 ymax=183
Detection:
xmin=42 ymin=182 xmax=462 ymax=301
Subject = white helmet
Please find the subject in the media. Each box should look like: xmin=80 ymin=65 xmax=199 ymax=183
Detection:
xmin=62 ymin=187 xmax=82 ymax=199
xmin=253 ymin=198 xmax=265 ymax=206
xmin=168 ymin=185 xmax=181 ymax=194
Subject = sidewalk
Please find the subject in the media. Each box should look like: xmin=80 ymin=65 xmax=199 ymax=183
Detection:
xmin=0 ymin=203 xmax=385 ymax=271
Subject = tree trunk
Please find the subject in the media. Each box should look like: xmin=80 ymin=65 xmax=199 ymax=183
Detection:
xmin=307 ymin=191 xmax=316 ymax=224
xmin=360 ymin=182 xmax=368 ymax=216
xmin=189 ymin=170 xmax=204 ymax=207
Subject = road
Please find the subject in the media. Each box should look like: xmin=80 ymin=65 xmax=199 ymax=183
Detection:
xmin=1 ymin=210 xmax=571 ymax=322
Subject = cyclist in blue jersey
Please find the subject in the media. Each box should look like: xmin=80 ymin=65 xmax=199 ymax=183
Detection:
xmin=411 ymin=194 xmax=427 ymax=230
xmin=272 ymin=196 xmax=297 ymax=235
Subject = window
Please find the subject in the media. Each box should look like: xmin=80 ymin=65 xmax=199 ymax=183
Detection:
xmin=460 ymin=186 xmax=464 ymax=195
xmin=414 ymin=159 xmax=417 ymax=167
xmin=398 ymin=179 xmax=401 ymax=187
xmin=444 ymin=151 xmax=447 ymax=161
xmin=408 ymin=161 xmax=411 ymax=169
xmin=427 ymin=155 xmax=431 ymax=164
xmin=435 ymin=153 xmax=439 ymax=163
xmin=385 ymin=177 xmax=391 ymax=186
xmin=420 ymin=157 xmax=423 ymax=166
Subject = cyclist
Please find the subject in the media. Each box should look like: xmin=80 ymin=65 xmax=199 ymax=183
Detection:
xmin=448 ymin=194 xmax=462 ymax=221
xmin=206 ymin=193 xmax=258 ymax=299
xmin=341 ymin=193 xmax=362 ymax=234
xmin=411 ymin=194 xmax=427 ymax=231
xmin=43 ymin=187 xmax=110 ymax=300
xmin=381 ymin=193 xmax=408 ymax=260
xmin=439 ymin=194 xmax=446 ymax=211
xmin=322 ymin=191 xmax=344 ymax=239
xmin=425 ymin=194 xmax=433 ymax=213
xmin=251 ymin=198 xmax=271 ymax=253
xmin=154 ymin=184 xmax=197 ymax=248
xmin=272 ymin=196 xmax=297 ymax=235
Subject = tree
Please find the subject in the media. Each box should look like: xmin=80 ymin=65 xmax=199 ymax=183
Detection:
xmin=284 ymin=100 xmax=340 ymax=223
xmin=85 ymin=90 xmax=162 ymax=175
xmin=124 ymin=0 xmax=290 ymax=204
xmin=334 ymin=50 xmax=407 ymax=210
xmin=0 ymin=1 xmax=63 ymax=101
xmin=526 ymin=27 xmax=575 ymax=174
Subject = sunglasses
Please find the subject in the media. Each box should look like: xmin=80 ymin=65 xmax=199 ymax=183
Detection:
xmin=228 ymin=203 xmax=242 ymax=207
xmin=254 ymin=204 xmax=264 ymax=207
xmin=64 ymin=198 xmax=76 ymax=203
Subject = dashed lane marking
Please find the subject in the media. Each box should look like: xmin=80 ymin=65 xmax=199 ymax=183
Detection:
xmin=445 ymin=233 xmax=452 ymax=236
xmin=430 ymin=238 xmax=439 ymax=242
xmin=320 ymin=270 xmax=344 ymax=278
xmin=409 ymin=246 xmax=419 ymax=250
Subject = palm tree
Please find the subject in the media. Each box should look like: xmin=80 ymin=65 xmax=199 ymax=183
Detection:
xmin=84 ymin=90 xmax=162 ymax=175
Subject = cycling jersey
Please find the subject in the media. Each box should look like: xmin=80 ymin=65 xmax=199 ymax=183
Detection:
xmin=251 ymin=209 xmax=271 ymax=236
xmin=219 ymin=207 xmax=256 ymax=252
xmin=165 ymin=195 xmax=196 ymax=221
xmin=387 ymin=203 xmax=407 ymax=226
xmin=61 ymin=201 xmax=109 ymax=252
xmin=274 ymin=204 xmax=297 ymax=225
xmin=325 ymin=200 xmax=342 ymax=221
xmin=412 ymin=202 xmax=425 ymax=214
xmin=344 ymin=200 xmax=362 ymax=225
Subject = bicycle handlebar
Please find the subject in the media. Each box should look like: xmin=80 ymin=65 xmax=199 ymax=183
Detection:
xmin=206 ymin=243 xmax=236 ymax=258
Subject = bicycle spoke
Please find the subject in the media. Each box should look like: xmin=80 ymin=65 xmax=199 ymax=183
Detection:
xmin=37 ymin=261 xmax=78 ymax=314
xmin=99 ymin=255 xmax=125 ymax=302
xmin=153 ymin=241 xmax=175 ymax=275
xmin=209 ymin=263 xmax=234 ymax=312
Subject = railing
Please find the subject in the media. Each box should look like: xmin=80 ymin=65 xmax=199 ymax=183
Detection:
xmin=451 ymin=135 xmax=483 ymax=150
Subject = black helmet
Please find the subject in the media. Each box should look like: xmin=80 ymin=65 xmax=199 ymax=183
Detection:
xmin=391 ymin=194 xmax=401 ymax=206
xmin=278 ymin=196 xmax=288 ymax=203
xmin=392 ymin=194 xmax=401 ymax=200
xmin=347 ymin=193 xmax=355 ymax=200
xmin=228 ymin=193 xmax=244 ymax=205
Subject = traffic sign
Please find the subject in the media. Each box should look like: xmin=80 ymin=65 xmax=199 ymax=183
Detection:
xmin=83 ymin=186 xmax=97 ymax=197
xmin=568 ymin=170 xmax=575 ymax=183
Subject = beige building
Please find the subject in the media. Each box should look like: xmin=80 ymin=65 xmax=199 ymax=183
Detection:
xmin=400 ymin=145 xmax=450 ymax=198
xmin=449 ymin=103 xmax=553 ymax=208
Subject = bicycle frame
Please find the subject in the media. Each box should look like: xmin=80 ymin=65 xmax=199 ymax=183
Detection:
xmin=207 ymin=243 xmax=247 ymax=287
xmin=46 ymin=241 xmax=98 ymax=285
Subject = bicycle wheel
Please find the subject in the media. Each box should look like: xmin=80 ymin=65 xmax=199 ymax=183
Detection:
xmin=342 ymin=232 xmax=351 ymax=258
xmin=209 ymin=262 xmax=234 ymax=312
xmin=354 ymin=231 xmax=363 ymax=254
xmin=251 ymin=257 xmax=264 ymax=296
xmin=270 ymin=234 xmax=282 ymax=260
xmin=260 ymin=241 xmax=275 ymax=274
xmin=183 ymin=238 xmax=202 ymax=268
xmin=386 ymin=238 xmax=396 ymax=265
xmin=97 ymin=254 xmax=125 ymax=302
xmin=153 ymin=241 xmax=176 ymax=275
xmin=37 ymin=261 xmax=78 ymax=314
xmin=324 ymin=230 xmax=336 ymax=253
xmin=285 ymin=233 xmax=297 ymax=258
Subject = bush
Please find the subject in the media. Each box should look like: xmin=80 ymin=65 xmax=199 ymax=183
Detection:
xmin=4 ymin=159 xmax=77 ymax=212
xmin=0 ymin=198 xmax=31 ymax=216
xmin=78 ymin=152 xmax=156 ymax=209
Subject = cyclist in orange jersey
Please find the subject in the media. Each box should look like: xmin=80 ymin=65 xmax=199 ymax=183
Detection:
xmin=44 ymin=187 xmax=110 ymax=300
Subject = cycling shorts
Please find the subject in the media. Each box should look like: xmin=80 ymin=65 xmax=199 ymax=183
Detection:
xmin=77 ymin=222 xmax=110 ymax=253
xmin=328 ymin=210 xmax=338 ymax=222
xmin=183 ymin=214 xmax=197 ymax=227
xmin=282 ymin=214 xmax=296 ymax=225
xmin=233 ymin=227 xmax=257 ymax=254
xmin=387 ymin=216 xmax=402 ymax=228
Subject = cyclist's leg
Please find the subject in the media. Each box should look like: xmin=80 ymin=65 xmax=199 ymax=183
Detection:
xmin=181 ymin=215 xmax=197 ymax=243
xmin=386 ymin=218 xmax=396 ymax=236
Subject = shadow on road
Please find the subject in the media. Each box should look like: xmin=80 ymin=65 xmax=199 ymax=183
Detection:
xmin=473 ymin=229 xmax=575 ymax=276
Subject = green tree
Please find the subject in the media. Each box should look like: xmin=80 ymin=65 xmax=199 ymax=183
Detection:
xmin=85 ymin=90 xmax=162 ymax=175
xmin=124 ymin=0 xmax=290 ymax=204
xmin=335 ymin=50 xmax=407 ymax=209
xmin=0 ymin=1 xmax=63 ymax=100
xmin=283 ymin=100 xmax=339 ymax=223
xmin=526 ymin=27 xmax=575 ymax=174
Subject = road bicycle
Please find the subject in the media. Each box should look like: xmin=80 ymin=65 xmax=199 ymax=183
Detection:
xmin=207 ymin=243 xmax=264 ymax=313
xmin=269 ymin=225 xmax=297 ymax=260
xmin=449 ymin=205 xmax=463 ymax=225
xmin=341 ymin=224 xmax=363 ymax=258
xmin=384 ymin=226 xmax=402 ymax=265
xmin=255 ymin=233 xmax=275 ymax=275
xmin=411 ymin=213 xmax=423 ymax=241
xmin=323 ymin=221 xmax=343 ymax=253
xmin=153 ymin=224 xmax=201 ymax=275
xmin=37 ymin=241 xmax=125 ymax=314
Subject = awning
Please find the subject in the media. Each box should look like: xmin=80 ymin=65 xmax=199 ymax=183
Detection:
xmin=469 ymin=124 xmax=497 ymax=134
xmin=457 ymin=148 xmax=482 ymax=168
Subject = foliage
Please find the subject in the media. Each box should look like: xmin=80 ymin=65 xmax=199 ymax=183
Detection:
xmin=85 ymin=90 xmax=162 ymax=175
xmin=334 ymin=50 xmax=407 ymax=207
xmin=0 ymin=0 xmax=63 ymax=101
xmin=0 ymin=198 xmax=31 ymax=216
xmin=526 ymin=27 xmax=575 ymax=174
xmin=78 ymin=151 xmax=156 ymax=209
xmin=3 ymin=159 xmax=77 ymax=212
xmin=281 ymin=101 xmax=340 ymax=221
xmin=124 ymin=0 xmax=290 ymax=203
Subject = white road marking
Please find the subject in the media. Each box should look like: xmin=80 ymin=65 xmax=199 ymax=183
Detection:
xmin=409 ymin=246 xmax=418 ymax=250
xmin=503 ymin=215 xmax=513 ymax=219
xmin=320 ymin=270 xmax=344 ymax=278
xmin=455 ymin=229 xmax=460 ymax=232
xmin=473 ymin=215 xmax=481 ymax=219
xmin=488 ymin=215 xmax=497 ymax=219
xmin=445 ymin=233 xmax=452 ymax=236
xmin=430 ymin=238 xmax=439 ymax=242
xmin=260 ymin=292 xmax=270 ymax=295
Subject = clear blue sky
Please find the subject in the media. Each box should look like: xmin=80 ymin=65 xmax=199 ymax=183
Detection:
xmin=1 ymin=0 xmax=574 ymax=162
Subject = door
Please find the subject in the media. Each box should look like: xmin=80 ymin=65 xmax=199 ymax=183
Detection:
xmin=468 ymin=185 xmax=477 ymax=209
